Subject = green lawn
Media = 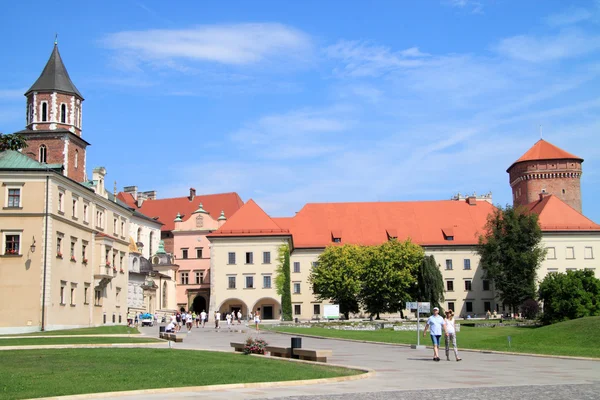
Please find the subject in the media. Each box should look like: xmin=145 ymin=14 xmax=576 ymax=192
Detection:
xmin=0 ymin=325 xmax=139 ymax=336
xmin=0 ymin=336 xmax=161 ymax=346
xmin=0 ymin=348 xmax=361 ymax=399
xmin=268 ymin=317 xmax=600 ymax=358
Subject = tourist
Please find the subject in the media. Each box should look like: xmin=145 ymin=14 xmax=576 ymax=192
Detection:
xmin=237 ymin=310 xmax=242 ymax=325
xmin=486 ymin=310 xmax=491 ymax=320
xmin=254 ymin=308 xmax=261 ymax=332
xmin=165 ymin=320 xmax=176 ymax=333
xmin=192 ymin=311 xmax=198 ymax=328
xmin=186 ymin=312 xmax=193 ymax=332
xmin=134 ymin=313 xmax=139 ymax=328
xmin=215 ymin=311 xmax=221 ymax=329
xmin=423 ymin=306 xmax=445 ymax=362
xmin=444 ymin=310 xmax=462 ymax=362
xmin=226 ymin=312 xmax=232 ymax=329
xmin=201 ymin=309 xmax=207 ymax=328
xmin=175 ymin=312 xmax=182 ymax=332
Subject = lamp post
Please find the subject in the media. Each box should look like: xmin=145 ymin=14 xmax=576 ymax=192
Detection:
xmin=30 ymin=237 xmax=36 ymax=253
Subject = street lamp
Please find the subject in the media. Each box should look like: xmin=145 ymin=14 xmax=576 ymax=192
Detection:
xmin=30 ymin=237 xmax=36 ymax=253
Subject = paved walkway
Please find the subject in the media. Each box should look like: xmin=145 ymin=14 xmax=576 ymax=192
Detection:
xmin=102 ymin=324 xmax=600 ymax=400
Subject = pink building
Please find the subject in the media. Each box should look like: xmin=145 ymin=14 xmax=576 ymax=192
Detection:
xmin=173 ymin=203 xmax=227 ymax=312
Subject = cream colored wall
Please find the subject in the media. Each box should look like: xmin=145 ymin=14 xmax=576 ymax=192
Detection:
xmin=289 ymin=249 xmax=332 ymax=320
xmin=209 ymin=236 xmax=289 ymax=319
xmin=129 ymin=216 xmax=161 ymax=259
xmin=540 ymin=233 xmax=600 ymax=279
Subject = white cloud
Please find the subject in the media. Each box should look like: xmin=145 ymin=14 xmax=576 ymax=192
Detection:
xmin=545 ymin=8 xmax=593 ymax=27
xmin=445 ymin=0 xmax=483 ymax=14
xmin=103 ymin=23 xmax=312 ymax=70
xmin=494 ymin=30 xmax=600 ymax=62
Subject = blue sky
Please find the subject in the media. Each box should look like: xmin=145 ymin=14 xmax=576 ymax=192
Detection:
xmin=2 ymin=0 xmax=600 ymax=221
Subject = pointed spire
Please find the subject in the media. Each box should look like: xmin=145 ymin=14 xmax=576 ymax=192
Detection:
xmin=174 ymin=212 xmax=182 ymax=222
xmin=26 ymin=43 xmax=83 ymax=98
xmin=192 ymin=202 xmax=208 ymax=214
xmin=217 ymin=210 xmax=227 ymax=221
xmin=54 ymin=33 xmax=58 ymax=46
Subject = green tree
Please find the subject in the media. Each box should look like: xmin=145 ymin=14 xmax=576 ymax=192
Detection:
xmin=309 ymin=244 xmax=365 ymax=319
xmin=360 ymin=239 xmax=424 ymax=319
xmin=539 ymin=270 xmax=600 ymax=324
xmin=413 ymin=255 xmax=445 ymax=312
xmin=477 ymin=205 xmax=545 ymax=314
xmin=0 ymin=133 xmax=27 ymax=151
xmin=275 ymin=244 xmax=292 ymax=321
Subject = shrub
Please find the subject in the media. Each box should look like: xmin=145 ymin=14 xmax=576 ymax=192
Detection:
xmin=521 ymin=299 xmax=540 ymax=320
xmin=243 ymin=337 xmax=268 ymax=355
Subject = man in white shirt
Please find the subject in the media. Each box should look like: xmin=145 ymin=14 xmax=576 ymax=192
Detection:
xmin=423 ymin=307 xmax=446 ymax=362
xmin=226 ymin=312 xmax=232 ymax=329
xmin=215 ymin=311 xmax=221 ymax=329
xmin=237 ymin=310 xmax=242 ymax=325
xmin=165 ymin=321 xmax=175 ymax=333
xmin=200 ymin=310 xmax=207 ymax=328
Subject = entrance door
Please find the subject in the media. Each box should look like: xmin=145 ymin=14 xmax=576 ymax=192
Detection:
xmin=263 ymin=305 xmax=274 ymax=320
xmin=192 ymin=295 xmax=207 ymax=313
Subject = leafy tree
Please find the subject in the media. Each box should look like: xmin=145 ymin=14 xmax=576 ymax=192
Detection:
xmin=412 ymin=255 xmax=445 ymax=312
xmin=360 ymin=239 xmax=424 ymax=319
xmin=0 ymin=133 xmax=27 ymax=151
xmin=275 ymin=244 xmax=292 ymax=321
xmin=477 ymin=205 xmax=545 ymax=314
xmin=539 ymin=270 xmax=600 ymax=324
xmin=521 ymin=298 xmax=540 ymax=320
xmin=309 ymin=244 xmax=365 ymax=319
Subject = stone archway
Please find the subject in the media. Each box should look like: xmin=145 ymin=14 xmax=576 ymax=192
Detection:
xmin=251 ymin=297 xmax=281 ymax=320
xmin=192 ymin=295 xmax=207 ymax=313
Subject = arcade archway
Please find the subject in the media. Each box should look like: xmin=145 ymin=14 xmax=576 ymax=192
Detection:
xmin=192 ymin=295 xmax=207 ymax=313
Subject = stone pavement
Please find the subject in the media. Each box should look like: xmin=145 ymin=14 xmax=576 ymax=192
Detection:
xmin=113 ymin=324 xmax=600 ymax=399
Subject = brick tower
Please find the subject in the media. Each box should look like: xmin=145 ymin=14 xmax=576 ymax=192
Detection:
xmin=18 ymin=41 xmax=89 ymax=182
xmin=507 ymin=139 xmax=583 ymax=213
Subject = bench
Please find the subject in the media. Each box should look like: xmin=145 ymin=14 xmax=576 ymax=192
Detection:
xmin=292 ymin=349 xmax=332 ymax=363
xmin=230 ymin=342 xmax=245 ymax=352
xmin=160 ymin=332 xmax=183 ymax=342
xmin=265 ymin=346 xmax=292 ymax=358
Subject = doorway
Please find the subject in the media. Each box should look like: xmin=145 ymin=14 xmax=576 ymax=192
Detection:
xmin=263 ymin=305 xmax=274 ymax=320
xmin=192 ymin=295 xmax=207 ymax=313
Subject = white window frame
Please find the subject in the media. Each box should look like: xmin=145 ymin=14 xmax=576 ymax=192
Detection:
xmin=83 ymin=202 xmax=89 ymax=224
xmin=245 ymin=276 xmax=254 ymax=289
xmin=546 ymin=247 xmax=556 ymax=260
xmin=40 ymin=101 xmax=48 ymax=122
xmin=181 ymin=272 xmax=189 ymax=285
xmin=60 ymin=103 xmax=67 ymax=123
xmin=2 ymin=231 xmax=22 ymax=255
xmin=263 ymin=275 xmax=272 ymax=289
xmin=566 ymin=247 xmax=575 ymax=260
xmin=294 ymin=304 xmax=302 ymax=315
xmin=584 ymin=246 xmax=594 ymax=260
xmin=228 ymin=276 xmax=236 ymax=289
xmin=293 ymin=262 xmax=300 ymax=273
xmin=293 ymin=282 xmax=301 ymax=294
xmin=4 ymin=183 xmax=24 ymax=208
xmin=57 ymin=190 xmax=65 ymax=213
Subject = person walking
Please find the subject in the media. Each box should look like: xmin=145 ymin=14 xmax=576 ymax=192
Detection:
xmin=254 ymin=309 xmax=261 ymax=332
xmin=201 ymin=310 xmax=207 ymax=328
xmin=237 ymin=310 xmax=242 ymax=325
xmin=186 ymin=312 xmax=193 ymax=332
xmin=423 ymin=307 xmax=445 ymax=362
xmin=226 ymin=312 xmax=232 ymax=330
xmin=215 ymin=311 xmax=221 ymax=329
xmin=444 ymin=310 xmax=462 ymax=361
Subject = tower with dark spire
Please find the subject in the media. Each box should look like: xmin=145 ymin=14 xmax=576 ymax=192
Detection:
xmin=17 ymin=41 xmax=89 ymax=182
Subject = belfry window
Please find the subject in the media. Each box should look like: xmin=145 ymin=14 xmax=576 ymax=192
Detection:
xmin=60 ymin=104 xmax=67 ymax=123
xmin=41 ymin=102 xmax=48 ymax=122
xmin=39 ymin=145 xmax=47 ymax=163
xmin=74 ymin=150 xmax=78 ymax=169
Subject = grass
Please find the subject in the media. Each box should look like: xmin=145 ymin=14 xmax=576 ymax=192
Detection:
xmin=0 ymin=348 xmax=361 ymax=399
xmin=267 ymin=316 xmax=600 ymax=358
xmin=0 ymin=337 xmax=161 ymax=346
xmin=0 ymin=325 xmax=139 ymax=336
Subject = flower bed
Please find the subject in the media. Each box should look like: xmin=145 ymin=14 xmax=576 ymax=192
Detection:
xmin=243 ymin=337 xmax=268 ymax=355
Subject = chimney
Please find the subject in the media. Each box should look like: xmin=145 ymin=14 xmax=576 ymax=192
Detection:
xmin=142 ymin=190 xmax=157 ymax=201
xmin=539 ymin=192 xmax=550 ymax=201
xmin=92 ymin=167 xmax=107 ymax=197
xmin=189 ymin=188 xmax=196 ymax=201
xmin=137 ymin=192 xmax=147 ymax=208
xmin=123 ymin=186 xmax=138 ymax=200
xmin=467 ymin=195 xmax=477 ymax=206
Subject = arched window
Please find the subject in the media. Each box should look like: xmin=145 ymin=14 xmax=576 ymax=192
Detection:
xmin=27 ymin=103 xmax=33 ymax=124
xmin=162 ymin=282 xmax=167 ymax=309
xmin=137 ymin=227 xmax=142 ymax=243
xmin=60 ymin=104 xmax=67 ymax=123
xmin=149 ymin=232 xmax=154 ymax=256
xmin=39 ymin=145 xmax=47 ymax=163
xmin=74 ymin=150 xmax=78 ymax=169
xmin=41 ymin=102 xmax=48 ymax=122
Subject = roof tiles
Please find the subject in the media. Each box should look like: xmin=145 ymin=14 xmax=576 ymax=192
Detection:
xmin=524 ymin=194 xmax=600 ymax=231
xmin=508 ymin=139 xmax=582 ymax=171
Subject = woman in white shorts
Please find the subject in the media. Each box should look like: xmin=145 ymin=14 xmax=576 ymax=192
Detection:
xmin=254 ymin=309 xmax=261 ymax=332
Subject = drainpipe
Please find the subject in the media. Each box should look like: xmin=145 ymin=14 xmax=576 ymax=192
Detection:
xmin=41 ymin=174 xmax=49 ymax=331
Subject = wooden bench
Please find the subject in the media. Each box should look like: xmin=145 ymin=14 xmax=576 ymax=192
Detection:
xmin=160 ymin=332 xmax=183 ymax=342
xmin=293 ymin=349 xmax=332 ymax=363
xmin=230 ymin=342 xmax=245 ymax=352
xmin=265 ymin=346 xmax=292 ymax=358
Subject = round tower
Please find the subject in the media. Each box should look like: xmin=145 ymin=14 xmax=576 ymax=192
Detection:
xmin=507 ymin=139 xmax=583 ymax=213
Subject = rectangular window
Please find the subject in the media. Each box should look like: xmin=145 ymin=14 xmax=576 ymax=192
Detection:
xmin=484 ymin=301 xmax=491 ymax=312
xmin=546 ymin=247 xmax=556 ymax=259
xmin=121 ymin=221 xmax=125 ymax=236
xmin=547 ymin=267 xmax=559 ymax=273
xmin=94 ymin=289 xmax=102 ymax=306
xmin=566 ymin=247 xmax=575 ymax=259
xmin=195 ymin=271 xmax=204 ymax=284
xmin=228 ymin=276 xmax=236 ymax=289
xmin=181 ymin=272 xmax=189 ymax=285
xmin=483 ymin=280 xmax=490 ymax=291
xmin=70 ymin=285 xmax=76 ymax=306
xmin=84 ymin=284 xmax=90 ymax=305
xmin=72 ymin=199 xmax=77 ymax=218
xmin=4 ymin=234 xmax=20 ymax=255
xmin=116 ymin=287 xmax=121 ymax=304
xmin=293 ymin=282 xmax=301 ymax=294
xmin=60 ymin=282 xmax=66 ymax=305
xmin=294 ymin=304 xmax=301 ymax=315
xmin=446 ymin=280 xmax=454 ymax=291
xmin=445 ymin=259 xmax=453 ymax=270
xmin=447 ymin=302 xmax=455 ymax=312
xmin=465 ymin=280 xmax=472 ymax=291
xmin=70 ymin=241 xmax=76 ymax=259
xmin=113 ymin=217 xmax=118 ymax=234
xmin=463 ymin=259 xmax=471 ymax=270
xmin=245 ymin=252 xmax=253 ymax=264
xmin=58 ymin=192 xmax=64 ymax=213
xmin=196 ymin=248 xmax=203 ymax=258
xmin=263 ymin=275 xmax=272 ymax=289
xmin=7 ymin=188 xmax=21 ymax=207
xmin=96 ymin=211 xmax=104 ymax=229
xmin=245 ymin=276 xmax=254 ymax=289
xmin=120 ymin=253 xmax=124 ymax=269
xmin=466 ymin=301 xmax=473 ymax=313
xmin=313 ymin=304 xmax=321 ymax=315
xmin=585 ymin=247 xmax=594 ymax=259
xmin=112 ymin=251 xmax=117 ymax=268
xmin=311 ymin=261 xmax=319 ymax=268
xmin=83 ymin=204 xmax=89 ymax=223
xmin=263 ymin=251 xmax=271 ymax=264
xmin=56 ymin=237 xmax=63 ymax=257
xmin=228 ymin=252 xmax=236 ymax=265
xmin=182 ymin=249 xmax=188 ymax=259
xmin=293 ymin=262 xmax=300 ymax=273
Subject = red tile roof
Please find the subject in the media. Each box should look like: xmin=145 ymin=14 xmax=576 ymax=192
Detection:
xmin=209 ymin=199 xmax=290 ymax=237
xmin=117 ymin=191 xmax=244 ymax=232
xmin=524 ymin=195 xmax=600 ymax=231
xmin=508 ymin=139 xmax=583 ymax=171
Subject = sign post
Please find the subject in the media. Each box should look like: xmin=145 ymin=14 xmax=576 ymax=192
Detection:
xmin=408 ymin=301 xmax=428 ymax=350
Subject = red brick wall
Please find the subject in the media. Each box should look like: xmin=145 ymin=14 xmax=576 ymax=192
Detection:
xmin=22 ymin=136 xmax=87 ymax=182
xmin=509 ymin=159 xmax=582 ymax=213
xmin=161 ymin=232 xmax=174 ymax=254
xmin=27 ymin=92 xmax=82 ymax=136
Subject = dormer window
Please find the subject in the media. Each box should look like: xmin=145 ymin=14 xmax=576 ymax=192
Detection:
xmin=331 ymin=230 xmax=342 ymax=243
xmin=442 ymin=227 xmax=455 ymax=241
xmin=60 ymin=104 xmax=67 ymax=123
xmin=41 ymin=102 xmax=48 ymax=122
xmin=386 ymin=229 xmax=398 ymax=241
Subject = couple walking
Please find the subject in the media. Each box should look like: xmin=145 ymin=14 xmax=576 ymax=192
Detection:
xmin=423 ymin=307 xmax=462 ymax=362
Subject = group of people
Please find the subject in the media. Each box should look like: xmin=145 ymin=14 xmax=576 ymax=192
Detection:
xmin=164 ymin=309 xmax=262 ymax=333
xmin=423 ymin=307 xmax=462 ymax=362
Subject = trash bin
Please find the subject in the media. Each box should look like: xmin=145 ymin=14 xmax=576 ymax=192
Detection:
xmin=295 ymin=318 xmax=299 ymax=323
xmin=159 ymin=326 xmax=166 ymax=333
xmin=291 ymin=337 xmax=302 ymax=359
